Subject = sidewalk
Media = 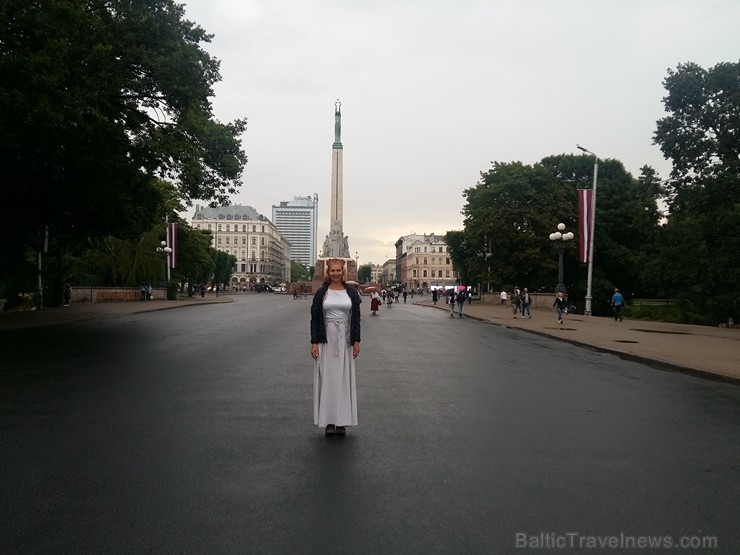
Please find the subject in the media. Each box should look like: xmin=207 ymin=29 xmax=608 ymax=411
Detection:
xmin=2 ymin=295 xmax=738 ymax=383
xmin=415 ymin=298 xmax=740 ymax=383
xmin=0 ymin=296 xmax=235 ymax=331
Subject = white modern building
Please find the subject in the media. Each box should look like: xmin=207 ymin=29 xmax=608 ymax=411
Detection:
xmin=271 ymin=194 xmax=318 ymax=268
xmin=191 ymin=204 xmax=291 ymax=288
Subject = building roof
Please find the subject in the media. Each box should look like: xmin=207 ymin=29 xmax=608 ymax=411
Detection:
xmin=193 ymin=205 xmax=266 ymax=222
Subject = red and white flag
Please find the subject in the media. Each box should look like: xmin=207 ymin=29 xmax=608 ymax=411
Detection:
xmin=167 ymin=223 xmax=178 ymax=268
xmin=578 ymin=189 xmax=593 ymax=264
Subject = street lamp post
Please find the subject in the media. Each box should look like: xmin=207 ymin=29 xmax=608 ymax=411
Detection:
xmin=156 ymin=240 xmax=173 ymax=293
xmin=577 ymin=144 xmax=599 ymax=315
xmin=549 ymin=223 xmax=574 ymax=294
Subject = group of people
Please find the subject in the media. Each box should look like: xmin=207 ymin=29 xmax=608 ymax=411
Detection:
xmin=139 ymin=283 xmax=153 ymax=301
xmin=508 ymin=286 xmax=532 ymax=319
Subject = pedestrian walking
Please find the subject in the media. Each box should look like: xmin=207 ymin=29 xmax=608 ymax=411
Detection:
xmin=456 ymin=288 xmax=466 ymax=318
xmin=310 ymin=258 xmax=361 ymax=437
xmin=449 ymin=289 xmax=456 ymax=317
xmin=403 ymin=290 xmax=407 ymax=304
xmin=521 ymin=287 xmax=532 ymax=318
xmin=63 ymin=283 xmax=72 ymax=307
xmin=553 ymin=291 xmax=567 ymax=324
xmin=432 ymin=289 xmax=438 ymax=305
xmin=500 ymin=290 xmax=507 ymax=307
xmin=370 ymin=291 xmax=381 ymax=315
xmin=511 ymin=287 xmax=521 ymax=318
xmin=140 ymin=283 xmax=147 ymax=302
xmin=611 ymin=288 xmax=624 ymax=321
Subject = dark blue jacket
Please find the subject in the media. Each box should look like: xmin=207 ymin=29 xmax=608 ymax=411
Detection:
xmin=310 ymin=283 xmax=362 ymax=344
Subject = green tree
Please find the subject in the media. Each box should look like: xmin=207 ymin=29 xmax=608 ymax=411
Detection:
xmin=212 ymin=250 xmax=236 ymax=288
xmin=291 ymin=260 xmax=310 ymax=282
xmin=175 ymin=227 xmax=215 ymax=290
xmin=462 ymin=156 xmax=661 ymax=314
xmin=357 ymin=264 xmax=372 ymax=283
xmin=652 ymin=61 xmax=740 ymax=324
xmin=0 ymin=0 xmax=246 ymax=305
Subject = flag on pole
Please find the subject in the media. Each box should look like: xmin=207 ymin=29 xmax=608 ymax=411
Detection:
xmin=578 ymin=189 xmax=593 ymax=264
xmin=168 ymin=223 xmax=178 ymax=268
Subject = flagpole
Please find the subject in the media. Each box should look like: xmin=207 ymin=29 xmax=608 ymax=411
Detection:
xmin=577 ymin=145 xmax=598 ymax=316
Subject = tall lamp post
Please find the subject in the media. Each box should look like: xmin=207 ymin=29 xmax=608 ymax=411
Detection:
xmin=549 ymin=223 xmax=574 ymax=294
xmin=156 ymin=240 xmax=172 ymax=292
xmin=577 ymin=144 xmax=599 ymax=315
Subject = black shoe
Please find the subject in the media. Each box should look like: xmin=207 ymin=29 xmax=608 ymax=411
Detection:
xmin=336 ymin=426 xmax=346 ymax=436
xmin=325 ymin=425 xmax=336 ymax=436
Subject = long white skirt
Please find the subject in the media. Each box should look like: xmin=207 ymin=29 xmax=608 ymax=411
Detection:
xmin=314 ymin=318 xmax=358 ymax=427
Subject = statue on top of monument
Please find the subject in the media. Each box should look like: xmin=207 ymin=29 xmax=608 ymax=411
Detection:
xmin=334 ymin=99 xmax=342 ymax=146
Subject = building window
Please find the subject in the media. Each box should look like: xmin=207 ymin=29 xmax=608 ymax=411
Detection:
xmin=446 ymin=270 xmax=450 ymax=277
xmin=261 ymin=237 xmax=265 ymax=245
xmin=424 ymin=247 xmax=427 ymax=253
xmin=242 ymin=237 xmax=246 ymax=244
xmin=226 ymin=224 xmax=230 ymax=231
xmin=423 ymin=258 xmax=427 ymax=265
xmin=252 ymin=225 xmax=256 ymax=232
xmin=242 ymin=225 xmax=247 ymax=232
xmin=217 ymin=237 xmax=222 ymax=245
xmin=423 ymin=270 xmax=428 ymax=278
xmin=262 ymin=225 xmax=265 ymax=232
xmin=446 ymin=258 xmax=450 ymax=265
xmin=217 ymin=224 xmax=222 ymax=231
xmin=413 ymin=270 xmax=417 ymax=277
xmin=225 ymin=237 xmax=230 ymax=244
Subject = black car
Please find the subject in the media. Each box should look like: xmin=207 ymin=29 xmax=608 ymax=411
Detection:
xmin=254 ymin=283 xmax=273 ymax=293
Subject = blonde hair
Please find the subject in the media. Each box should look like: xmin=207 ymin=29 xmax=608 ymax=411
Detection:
xmin=323 ymin=258 xmax=347 ymax=282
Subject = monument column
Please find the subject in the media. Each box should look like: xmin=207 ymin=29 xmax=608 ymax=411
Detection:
xmin=318 ymin=99 xmax=356 ymax=281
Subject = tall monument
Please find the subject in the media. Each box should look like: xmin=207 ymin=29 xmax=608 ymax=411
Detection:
xmin=321 ymin=99 xmax=350 ymax=259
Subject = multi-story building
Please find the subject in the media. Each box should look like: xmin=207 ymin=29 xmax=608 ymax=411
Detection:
xmin=271 ymin=194 xmax=318 ymax=269
xmin=395 ymin=233 xmax=457 ymax=291
xmin=369 ymin=264 xmax=382 ymax=284
xmin=381 ymin=259 xmax=396 ymax=286
xmin=191 ymin=204 xmax=291 ymax=288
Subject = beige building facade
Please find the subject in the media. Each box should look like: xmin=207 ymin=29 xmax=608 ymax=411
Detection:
xmin=395 ymin=233 xmax=457 ymax=291
xmin=191 ymin=205 xmax=291 ymax=288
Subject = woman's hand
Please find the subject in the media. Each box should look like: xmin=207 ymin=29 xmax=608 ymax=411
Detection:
xmin=311 ymin=343 xmax=319 ymax=360
xmin=352 ymin=342 xmax=360 ymax=359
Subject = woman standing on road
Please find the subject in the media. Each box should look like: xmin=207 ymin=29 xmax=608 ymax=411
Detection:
xmin=310 ymin=258 xmax=362 ymax=437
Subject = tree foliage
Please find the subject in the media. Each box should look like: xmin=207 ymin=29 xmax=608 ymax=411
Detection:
xmin=651 ymin=61 xmax=740 ymax=324
xmin=291 ymin=260 xmax=310 ymax=282
xmin=461 ymin=156 xmax=661 ymax=314
xmin=0 ymin=0 xmax=246 ymax=305
xmin=212 ymin=250 xmax=236 ymax=287
xmin=357 ymin=264 xmax=372 ymax=283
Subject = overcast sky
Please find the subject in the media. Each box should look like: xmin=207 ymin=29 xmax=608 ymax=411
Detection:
xmin=179 ymin=0 xmax=740 ymax=266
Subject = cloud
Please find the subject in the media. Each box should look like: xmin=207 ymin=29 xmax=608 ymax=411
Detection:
xmin=181 ymin=0 xmax=740 ymax=265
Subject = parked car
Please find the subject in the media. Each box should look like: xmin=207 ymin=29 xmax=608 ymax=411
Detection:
xmin=254 ymin=283 xmax=273 ymax=292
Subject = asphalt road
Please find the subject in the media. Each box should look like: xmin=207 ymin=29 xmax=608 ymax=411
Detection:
xmin=1 ymin=296 xmax=738 ymax=554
